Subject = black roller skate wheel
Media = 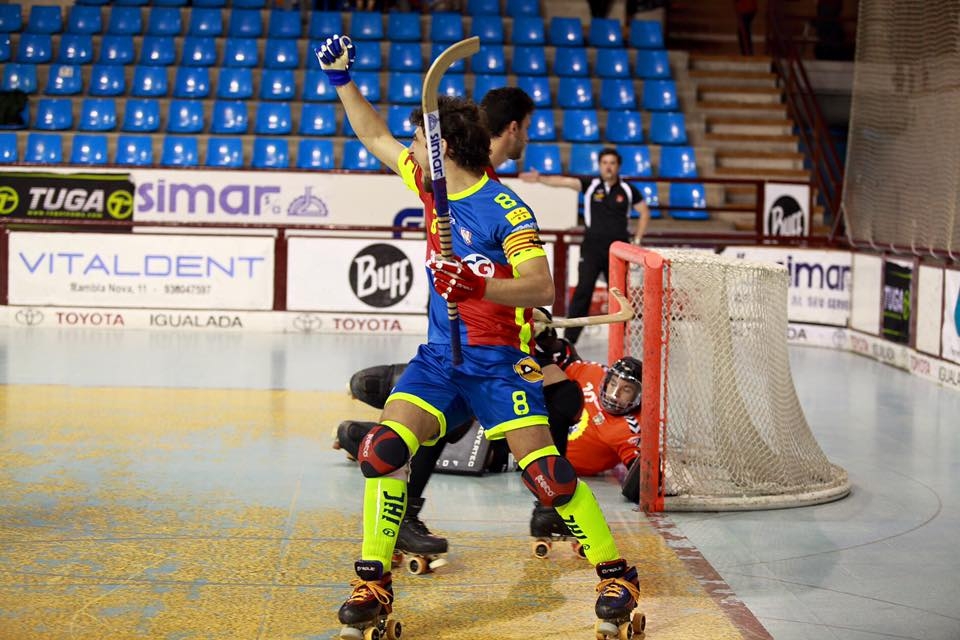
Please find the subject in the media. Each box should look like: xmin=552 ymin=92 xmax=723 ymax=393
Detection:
xmin=362 ymin=626 xmax=380 ymax=640
xmin=407 ymin=556 xmax=426 ymax=575
xmin=386 ymin=618 xmax=402 ymax=640
xmin=532 ymin=539 xmax=551 ymax=558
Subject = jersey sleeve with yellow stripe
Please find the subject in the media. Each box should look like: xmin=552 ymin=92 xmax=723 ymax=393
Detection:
xmin=500 ymin=205 xmax=546 ymax=268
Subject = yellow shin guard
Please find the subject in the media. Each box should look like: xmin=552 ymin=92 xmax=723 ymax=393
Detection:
xmin=555 ymin=481 xmax=620 ymax=565
xmin=361 ymin=477 xmax=407 ymax=568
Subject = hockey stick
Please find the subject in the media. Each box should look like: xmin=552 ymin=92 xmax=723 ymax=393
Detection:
xmin=533 ymin=288 xmax=635 ymax=331
xmin=422 ymin=36 xmax=480 ymax=366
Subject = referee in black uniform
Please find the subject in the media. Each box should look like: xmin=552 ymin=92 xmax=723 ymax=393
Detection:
xmin=521 ymin=147 xmax=651 ymax=344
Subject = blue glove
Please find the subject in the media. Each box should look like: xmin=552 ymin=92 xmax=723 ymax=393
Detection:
xmin=314 ymin=34 xmax=357 ymax=87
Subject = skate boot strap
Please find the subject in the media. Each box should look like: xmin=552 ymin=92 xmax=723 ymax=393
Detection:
xmin=596 ymin=576 xmax=641 ymax=602
xmin=347 ymin=578 xmax=393 ymax=606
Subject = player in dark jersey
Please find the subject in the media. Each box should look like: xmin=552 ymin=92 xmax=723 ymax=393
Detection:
xmin=317 ymin=34 xmax=643 ymax=640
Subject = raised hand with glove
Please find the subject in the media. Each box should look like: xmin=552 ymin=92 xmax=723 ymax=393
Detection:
xmin=427 ymin=255 xmax=488 ymax=303
xmin=314 ymin=34 xmax=357 ymax=87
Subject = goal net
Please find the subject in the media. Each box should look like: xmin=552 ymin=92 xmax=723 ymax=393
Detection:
xmin=608 ymin=243 xmax=850 ymax=511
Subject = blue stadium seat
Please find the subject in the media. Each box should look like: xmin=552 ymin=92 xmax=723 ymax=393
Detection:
xmin=35 ymin=99 xmax=73 ymax=131
xmin=172 ymin=66 xmax=210 ymax=98
xmin=630 ymin=20 xmax=664 ymax=49
xmin=0 ymin=132 xmax=18 ymax=163
xmin=57 ymin=34 xmax=93 ymax=64
xmin=153 ymin=0 xmax=187 ymax=4
xmin=191 ymin=0 xmax=226 ymax=6
xmin=113 ymin=136 xmax=153 ymax=167
xmin=233 ymin=0 xmax=266 ymax=7
xmin=114 ymin=0 xmax=148 ymax=5
xmin=387 ymin=72 xmax=421 ymax=104
xmin=388 ymin=12 xmax=421 ymax=41
xmin=513 ymin=17 xmax=545 ymax=45
xmin=17 ymin=33 xmax=52 ymax=63
xmin=466 ymin=0 xmax=500 ymax=15
xmin=299 ymin=102 xmax=337 ymax=136
xmin=3 ymin=63 xmax=37 ymax=93
xmin=107 ymin=6 xmax=142 ymax=34
xmin=26 ymin=6 xmax=62 ymax=34
xmin=649 ymin=111 xmax=687 ymax=145
xmin=472 ymin=74 xmax=506 ymax=101
xmin=228 ymin=9 xmax=263 ymax=38
xmin=516 ymin=74 xmax=551 ymax=107
xmin=389 ymin=42 xmax=423 ymax=72
xmin=523 ymin=143 xmax=561 ymax=174
xmin=205 ymin=137 xmax=244 ymax=167
xmin=589 ymin=18 xmax=623 ymax=47
xmin=431 ymin=43 xmax=465 ymax=73
xmin=309 ymin=12 xmax=342 ymax=39
xmin=620 ymin=145 xmax=652 ymax=177
xmin=259 ymin=70 xmax=295 ymax=101
xmin=217 ymin=67 xmax=253 ymax=99
xmin=44 ymin=65 xmax=82 ymax=96
xmin=140 ymin=36 xmax=176 ymax=65
xmin=668 ymin=183 xmax=708 ymax=220
xmin=642 ymin=79 xmax=678 ymax=111
xmin=658 ymin=145 xmax=698 ymax=177
xmin=553 ymin=47 xmax=588 ymax=76
xmin=268 ymin=9 xmax=301 ymax=38
xmin=264 ymin=38 xmax=300 ymax=69
xmin=557 ymin=77 xmax=594 ymax=108
xmin=507 ymin=0 xmax=540 ymax=16
xmin=88 ymin=65 xmax=125 ymax=96
xmin=131 ymin=65 xmax=168 ymax=97
xmin=549 ymin=17 xmax=583 ymax=46
xmin=252 ymin=138 xmax=288 ymax=168
xmin=569 ymin=144 xmax=602 ymax=174
xmin=121 ymin=98 xmax=160 ymax=132
xmin=386 ymin=104 xmax=415 ymax=138
xmin=181 ymin=36 xmax=217 ymax=67
xmin=472 ymin=45 xmax=506 ymax=74
xmin=597 ymin=48 xmax=631 ymax=78
xmin=605 ymin=110 xmax=643 ymax=144
xmin=353 ymin=41 xmax=382 ymax=71
xmin=0 ymin=5 xmax=22 ymax=33
xmin=631 ymin=181 xmax=662 ymax=218
xmin=529 ymin=110 xmax=556 ymax=141
xmin=511 ymin=46 xmax=547 ymax=76
xmin=562 ymin=109 xmax=600 ymax=142
xmin=303 ymin=70 xmax=336 ymax=102
xmin=78 ymin=98 xmax=117 ymax=131
xmin=161 ymin=136 xmax=199 ymax=166
xmin=470 ymin=15 xmax=503 ymax=43
xmin=167 ymin=99 xmax=205 ymax=133
xmin=297 ymin=138 xmax=334 ymax=170
xmin=70 ymin=134 xmax=108 ymax=164
xmin=188 ymin=8 xmax=222 ymax=36
xmin=146 ymin=7 xmax=181 ymax=36
xmin=0 ymin=34 xmax=9 ymax=62
xmin=599 ymin=78 xmax=637 ymax=110
xmin=210 ymin=100 xmax=247 ymax=134
xmin=495 ymin=157 xmax=517 ymax=174
xmin=636 ymin=49 xmax=671 ymax=79
xmin=66 ymin=5 xmax=101 ymax=34
xmin=342 ymin=139 xmax=381 ymax=171
xmin=438 ymin=74 xmax=466 ymax=98
xmin=255 ymin=102 xmax=292 ymax=135
xmin=351 ymin=12 xmax=383 ymax=40
xmin=99 ymin=35 xmax=135 ymax=65
xmin=223 ymin=37 xmax=259 ymax=67
xmin=431 ymin=13 xmax=463 ymax=43
xmin=25 ymin=132 xmax=63 ymax=163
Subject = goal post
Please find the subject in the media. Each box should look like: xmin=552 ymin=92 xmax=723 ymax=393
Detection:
xmin=608 ymin=242 xmax=851 ymax=512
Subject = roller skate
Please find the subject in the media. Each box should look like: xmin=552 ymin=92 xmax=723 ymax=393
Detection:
xmin=529 ymin=501 xmax=587 ymax=559
xmin=593 ymin=559 xmax=645 ymax=640
xmin=337 ymin=560 xmax=402 ymax=640
xmin=391 ymin=498 xmax=448 ymax=575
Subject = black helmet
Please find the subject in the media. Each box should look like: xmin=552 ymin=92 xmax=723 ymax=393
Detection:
xmin=600 ymin=357 xmax=642 ymax=415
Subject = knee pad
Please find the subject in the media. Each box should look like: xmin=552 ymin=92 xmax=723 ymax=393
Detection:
xmin=545 ymin=379 xmax=584 ymax=455
xmin=521 ymin=455 xmax=578 ymax=507
xmin=358 ymin=424 xmax=411 ymax=478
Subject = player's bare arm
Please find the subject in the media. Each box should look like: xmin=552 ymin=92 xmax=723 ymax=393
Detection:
xmin=519 ymin=169 xmax=582 ymax=191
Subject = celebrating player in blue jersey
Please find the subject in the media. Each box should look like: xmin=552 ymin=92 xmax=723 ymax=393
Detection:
xmin=316 ymin=34 xmax=643 ymax=640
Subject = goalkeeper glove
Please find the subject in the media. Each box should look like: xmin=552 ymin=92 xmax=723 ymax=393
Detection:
xmin=314 ymin=34 xmax=357 ymax=87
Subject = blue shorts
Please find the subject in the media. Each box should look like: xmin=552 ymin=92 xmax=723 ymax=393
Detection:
xmin=386 ymin=342 xmax=549 ymax=441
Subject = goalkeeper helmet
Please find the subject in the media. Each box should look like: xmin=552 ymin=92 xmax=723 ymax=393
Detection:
xmin=600 ymin=357 xmax=642 ymax=416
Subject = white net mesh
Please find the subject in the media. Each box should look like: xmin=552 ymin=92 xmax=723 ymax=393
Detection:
xmin=620 ymin=250 xmax=849 ymax=510
xmin=843 ymin=2 xmax=960 ymax=256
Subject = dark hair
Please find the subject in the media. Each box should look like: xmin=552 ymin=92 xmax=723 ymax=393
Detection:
xmin=480 ymin=87 xmax=536 ymax=137
xmin=599 ymin=147 xmax=622 ymax=165
xmin=410 ymin=96 xmax=491 ymax=173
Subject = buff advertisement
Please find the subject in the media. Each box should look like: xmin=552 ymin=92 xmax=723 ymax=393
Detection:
xmin=0 ymin=172 xmax=134 ymax=221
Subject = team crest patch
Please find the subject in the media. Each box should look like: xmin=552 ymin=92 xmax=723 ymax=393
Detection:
xmin=513 ymin=357 xmax=543 ymax=383
xmin=460 ymin=228 xmax=473 ymax=245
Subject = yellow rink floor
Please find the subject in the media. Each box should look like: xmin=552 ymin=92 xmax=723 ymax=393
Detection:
xmin=0 ymin=385 xmax=768 ymax=640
